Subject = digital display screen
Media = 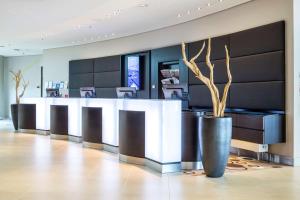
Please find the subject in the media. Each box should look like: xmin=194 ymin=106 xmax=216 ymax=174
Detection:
xmin=127 ymin=56 xmax=141 ymax=90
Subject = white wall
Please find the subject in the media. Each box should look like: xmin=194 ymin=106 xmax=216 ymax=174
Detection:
xmin=3 ymin=0 xmax=297 ymax=163
xmin=0 ymin=56 xmax=4 ymax=118
xmin=293 ymin=0 xmax=300 ymax=165
xmin=3 ymin=55 xmax=42 ymax=118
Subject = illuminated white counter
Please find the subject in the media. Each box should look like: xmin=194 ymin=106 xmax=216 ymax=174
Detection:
xmin=20 ymin=97 xmax=182 ymax=172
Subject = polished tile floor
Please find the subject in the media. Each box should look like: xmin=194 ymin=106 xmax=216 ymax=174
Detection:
xmin=0 ymin=120 xmax=299 ymax=200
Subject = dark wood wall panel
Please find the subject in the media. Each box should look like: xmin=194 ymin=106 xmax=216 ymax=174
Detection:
xmin=94 ymin=56 xmax=120 ymax=72
xmin=188 ymin=21 xmax=285 ymax=111
xmin=69 ymin=59 xmax=94 ymax=74
xmin=188 ymin=35 xmax=230 ymax=62
xmin=189 ymin=84 xmax=227 ymax=107
xmin=231 ymin=51 xmax=285 ymax=83
xmin=230 ymin=21 xmax=285 ymax=57
xmin=189 ymin=59 xmax=228 ymax=85
xmin=69 ymin=73 xmax=94 ymax=89
xmin=95 ymin=88 xmax=117 ymax=98
xmin=94 ymin=71 xmax=121 ymax=88
xmin=230 ymin=81 xmax=285 ymax=110
xmin=69 ymin=55 xmax=122 ymax=98
xmin=69 ymin=89 xmax=80 ymax=97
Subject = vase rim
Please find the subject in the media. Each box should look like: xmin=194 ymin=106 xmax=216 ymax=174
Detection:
xmin=201 ymin=115 xmax=232 ymax=119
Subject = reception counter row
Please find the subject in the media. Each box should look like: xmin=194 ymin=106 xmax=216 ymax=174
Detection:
xmin=20 ymin=98 xmax=184 ymax=173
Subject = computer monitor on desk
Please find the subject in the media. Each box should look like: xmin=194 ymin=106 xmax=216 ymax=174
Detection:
xmin=163 ymin=84 xmax=189 ymax=110
xmin=162 ymin=84 xmax=188 ymax=100
xmin=116 ymin=87 xmax=137 ymax=99
xmin=80 ymin=87 xmax=96 ymax=98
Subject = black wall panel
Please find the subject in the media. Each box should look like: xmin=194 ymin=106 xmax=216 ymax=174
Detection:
xmin=94 ymin=71 xmax=121 ymax=88
xmin=69 ymin=59 xmax=94 ymax=74
xmin=94 ymin=55 xmax=120 ymax=72
xmin=230 ymin=21 xmax=285 ymax=57
xmin=69 ymin=55 xmax=122 ymax=98
xmin=188 ymin=35 xmax=230 ymax=62
xmin=69 ymin=73 xmax=94 ymax=89
xmin=189 ymin=84 xmax=227 ymax=107
xmin=188 ymin=21 xmax=285 ymax=111
xmin=189 ymin=59 xmax=228 ymax=85
xmin=230 ymin=81 xmax=285 ymax=110
xmin=231 ymin=51 xmax=285 ymax=83
xmin=95 ymin=88 xmax=117 ymax=98
xmin=69 ymin=89 xmax=80 ymax=97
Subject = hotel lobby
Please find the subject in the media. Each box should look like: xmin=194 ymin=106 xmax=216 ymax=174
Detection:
xmin=1 ymin=0 xmax=300 ymax=199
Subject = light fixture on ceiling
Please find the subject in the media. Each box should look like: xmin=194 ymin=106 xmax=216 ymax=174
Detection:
xmin=219 ymin=0 xmax=223 ymax=2
xmin=177 ymin=13 xmax=182 ymax=18
xmin=137 ymin=3 xmax=148 ymax=8
xmin=197 ymin=7 xmax=201 ymax=11
xmin=113 ymin=9 xmax=121 ymax=15
xmin=207 ymin=3 xmax=211 ymax=7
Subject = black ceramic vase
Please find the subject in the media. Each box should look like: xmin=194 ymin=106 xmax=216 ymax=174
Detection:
xmin=11 ymin=104 xmax=18 ymax=130
xmin=199 ymin=116 xmax=232 ymax=178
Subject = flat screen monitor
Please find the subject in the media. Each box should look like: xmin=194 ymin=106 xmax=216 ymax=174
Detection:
xmin=162 ymin=84 xmax=188 ymax=100
xmin=127 ymin=56 xmax=141 ymax=90
xmin=46 ymin=88 xmax=60 ymax=97
xmin=80 ymin=87 xmax=96 ymax=98
xmin=116 ymin=87 xmax=137 ymax=99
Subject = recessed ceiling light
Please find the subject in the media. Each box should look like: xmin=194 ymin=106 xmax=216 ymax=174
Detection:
xmin=219 ymin=0 xmax=223 ymax=2
xmin=177 ymin=14 xmax=182 ymax=18
xmin=197 ymin=7 xmax=201 ymax=11
xmin=137 ymin=3 xmax=148 ymax=7
xmin=207 ymin=3 xmax=211 ymax=6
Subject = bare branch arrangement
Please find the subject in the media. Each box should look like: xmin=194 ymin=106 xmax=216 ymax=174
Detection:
xmin=181 ymin=38 xmax=232 ymax=117
xmin=10 ymin=70 xmax=29 ymax=104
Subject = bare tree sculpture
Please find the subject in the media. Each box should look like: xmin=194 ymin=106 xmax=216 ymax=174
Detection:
xmin=181 ymin=38 xmax=232 ymax=117
xmin=10 ymin=70 xmax=29 ymax=104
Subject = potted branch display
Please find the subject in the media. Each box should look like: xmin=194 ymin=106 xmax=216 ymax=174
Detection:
xmin=182 ymin=38 xmax=232 ymax=178
xmin=10 ymin=70 xmax=29 ymax=130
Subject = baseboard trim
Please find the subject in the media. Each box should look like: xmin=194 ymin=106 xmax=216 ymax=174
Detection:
xmin=82 ymin=141 xmax=103 ymax=150
xmin=68 ymin=135 xmax=82 ymax=143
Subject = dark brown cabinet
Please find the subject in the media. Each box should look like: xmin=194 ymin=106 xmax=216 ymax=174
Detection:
xmin=229 ymin=113 xmax=285 ymax=144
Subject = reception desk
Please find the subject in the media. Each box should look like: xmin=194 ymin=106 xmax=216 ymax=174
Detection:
xmin=20 ymin=97 xmax=182 ymax=173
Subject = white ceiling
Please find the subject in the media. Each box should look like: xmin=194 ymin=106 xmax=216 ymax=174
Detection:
xmin=0 ymin=0 xmax=251 ymax=56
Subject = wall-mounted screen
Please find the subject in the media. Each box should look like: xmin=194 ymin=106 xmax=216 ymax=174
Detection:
xmin=127 ymin=56 xmax=141 ymax=90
